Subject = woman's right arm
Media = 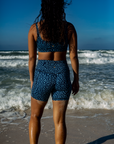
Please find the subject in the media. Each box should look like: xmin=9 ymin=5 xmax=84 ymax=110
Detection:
xmin=68 ymin=23 xmax=79 ymax=95
xmin=28 ymin=24 xmax=37 ymax=88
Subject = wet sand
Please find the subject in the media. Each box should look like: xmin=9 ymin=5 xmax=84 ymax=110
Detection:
xmin=0 ymin=109 xmax=114 ymax=144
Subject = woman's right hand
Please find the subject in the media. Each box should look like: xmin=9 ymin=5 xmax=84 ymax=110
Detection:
xmin=72 ymin=80 xmax=79 ymax=95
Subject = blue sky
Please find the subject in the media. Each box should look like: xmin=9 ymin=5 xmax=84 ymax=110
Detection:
xmin=0 ymin=0 xmax=114 ymax=50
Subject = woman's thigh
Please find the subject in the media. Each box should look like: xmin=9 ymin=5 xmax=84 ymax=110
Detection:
xmin=31 ymin=97 xmax=47 ymax=117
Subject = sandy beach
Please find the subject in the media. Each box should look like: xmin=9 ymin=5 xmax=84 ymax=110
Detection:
xmin=0 ymin=109 xmax=114 ymax=144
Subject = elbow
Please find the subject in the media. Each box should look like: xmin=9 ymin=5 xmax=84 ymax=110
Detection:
xmin=73 ymin=56 xmax=78 ymax=59
xmin=29 ymin=56 xmax=36 ymax=61
xmin=70 ymin=55 xmax=78 ymax=60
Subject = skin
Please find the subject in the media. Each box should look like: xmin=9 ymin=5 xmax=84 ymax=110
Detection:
xmin=28 ymin=21 xmax=79 ymax=144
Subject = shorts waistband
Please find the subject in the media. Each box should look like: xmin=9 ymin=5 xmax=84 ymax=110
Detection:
xmin=36 ymin=60 xmax=69 ymax=74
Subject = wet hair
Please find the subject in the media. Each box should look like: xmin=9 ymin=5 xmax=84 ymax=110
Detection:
xmin=34 ymin=0 xmax=72 ymax=44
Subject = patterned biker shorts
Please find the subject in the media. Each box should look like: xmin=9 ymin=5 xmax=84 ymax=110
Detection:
xmin=31 ymin=60 xmax=72 ymax=101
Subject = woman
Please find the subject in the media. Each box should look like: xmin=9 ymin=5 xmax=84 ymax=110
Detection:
xmin=28 ymin=0 xmax=79 ymax=144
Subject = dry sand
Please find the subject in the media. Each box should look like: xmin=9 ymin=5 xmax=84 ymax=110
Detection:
xmin=0 ymin=109 xmax=114 ymax=144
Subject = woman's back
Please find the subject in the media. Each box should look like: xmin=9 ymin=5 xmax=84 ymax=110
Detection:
xmin=29 ymin=21 xmax=75 ymax=61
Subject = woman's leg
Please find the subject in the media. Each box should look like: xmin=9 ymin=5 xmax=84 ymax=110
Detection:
xmin=29 ymin=96 xmax=47 ymax=144
xmin=52 ymin=100 xmax=68 ymax=144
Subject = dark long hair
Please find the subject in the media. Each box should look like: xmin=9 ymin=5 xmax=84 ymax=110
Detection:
xmin=34 ymin=0 xmax=72 ymax=44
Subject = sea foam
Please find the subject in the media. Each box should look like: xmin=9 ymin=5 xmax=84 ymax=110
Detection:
xmin=0 ymin=50 xmax=114 ymax=112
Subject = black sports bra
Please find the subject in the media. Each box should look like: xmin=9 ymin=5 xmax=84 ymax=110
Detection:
xmin=36 ymin=23 xmax=68 ymax=52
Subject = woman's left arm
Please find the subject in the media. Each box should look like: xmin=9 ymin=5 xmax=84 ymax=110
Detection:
xmin=28 ymin=24 xmax=37 ymax=88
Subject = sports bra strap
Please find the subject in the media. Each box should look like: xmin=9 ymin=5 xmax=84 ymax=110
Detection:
xmin=36 ymin=22 xmax=68 ymax=44
xmin=36 ymin=23 xmax=39 ymax=37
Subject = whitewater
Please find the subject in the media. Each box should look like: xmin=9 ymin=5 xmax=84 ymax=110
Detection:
xmin=0 ymin=50 xmax=114 ymax=112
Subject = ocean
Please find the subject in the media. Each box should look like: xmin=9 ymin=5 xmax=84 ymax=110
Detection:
xmin=0 ymin=50 xmax=114 ymax=124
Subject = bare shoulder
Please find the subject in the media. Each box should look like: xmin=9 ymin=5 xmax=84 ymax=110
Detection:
xmin=28 ymin=23 xmax=37 ymax=41
xmin=28 ymin=23 xmax=36 ymax=35
xmin=66 ymin=21 xmax=77 ymax=42
xmin=67 ymin=22 xmax=76 ymax=31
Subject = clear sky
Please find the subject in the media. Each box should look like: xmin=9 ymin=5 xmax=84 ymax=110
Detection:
xmin=0 ymin=0 xmax=114 ymax=50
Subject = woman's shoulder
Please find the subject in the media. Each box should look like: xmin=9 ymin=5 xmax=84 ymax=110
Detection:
xmin=66 ymin=21 xmax=77 ymax=33
xmin=29 ymin=23 xmax=37 ymax=34
xmin=28 ymin=23 xmax=38 ymax=41
xmin=66 ymin=21 xmax=77 ymax=40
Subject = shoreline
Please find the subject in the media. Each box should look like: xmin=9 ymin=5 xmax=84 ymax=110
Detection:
xmin=0 ymin=109 xmax=114 ymax=144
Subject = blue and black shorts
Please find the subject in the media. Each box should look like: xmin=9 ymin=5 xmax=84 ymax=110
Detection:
xmin=31 ymin=60 xmax=72 ymax=101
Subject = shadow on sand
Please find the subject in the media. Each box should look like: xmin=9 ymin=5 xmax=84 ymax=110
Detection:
xmin=87 ymin=134 xmax=114 ymax=144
